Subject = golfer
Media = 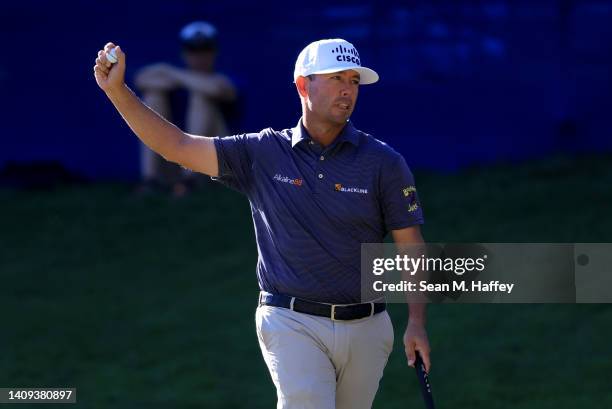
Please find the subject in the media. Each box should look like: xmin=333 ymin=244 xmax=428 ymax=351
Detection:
xmin=93 ymin=38 xmax=431 ymax=409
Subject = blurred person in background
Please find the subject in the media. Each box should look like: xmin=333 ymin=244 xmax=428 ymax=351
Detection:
xmin=134 ymin=21 xmax=237 ymax=197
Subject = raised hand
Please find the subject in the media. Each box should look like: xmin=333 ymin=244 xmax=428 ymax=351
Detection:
xmin=93 ymin=42 xmax=126 ymax=93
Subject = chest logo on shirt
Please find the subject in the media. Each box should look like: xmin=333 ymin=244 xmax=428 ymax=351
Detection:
xmin=334 ymin=183 xmax=368 ymax=194
xmin=274 ymin=174 xmax=303 ymax=187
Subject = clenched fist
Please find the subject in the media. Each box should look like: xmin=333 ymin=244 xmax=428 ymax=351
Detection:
xmin=93 ymin=42 xmax=126 ymax=93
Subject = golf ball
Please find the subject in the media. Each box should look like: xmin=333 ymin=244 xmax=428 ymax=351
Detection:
xmin=106 ymin=48 xmax=118 ymax=64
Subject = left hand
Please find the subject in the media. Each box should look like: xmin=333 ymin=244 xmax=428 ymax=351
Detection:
xmin=403 ymin=321 xmax=431 ymax=372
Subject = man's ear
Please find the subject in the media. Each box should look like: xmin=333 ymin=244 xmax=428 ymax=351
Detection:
xmin=295 ymin=76 xmax=309 ymax=98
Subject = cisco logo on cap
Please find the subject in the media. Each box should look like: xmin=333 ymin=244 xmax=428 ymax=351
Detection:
xmin=294 ymin=38 xmax=380 ymax=85
xmin=331 ymin=45 xmax=361 ymax=66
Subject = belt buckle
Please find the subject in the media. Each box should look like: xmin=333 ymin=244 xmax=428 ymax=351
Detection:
xmin=331 ymin=303 xmax=375 ymax=321
xmin=331 ymin=304 xmax=340 ymax=321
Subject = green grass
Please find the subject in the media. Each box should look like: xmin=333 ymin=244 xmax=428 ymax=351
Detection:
xmin=1 ymin=154 xmax=611 ymax=408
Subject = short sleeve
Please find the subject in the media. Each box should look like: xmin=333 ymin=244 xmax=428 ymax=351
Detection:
xmin=380 ymin=154 xmax=425 ymax=232
xmin=212 ymin=133 xmax=258 ymax=194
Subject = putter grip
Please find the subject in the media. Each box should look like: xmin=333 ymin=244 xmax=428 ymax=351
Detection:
xmin=415 ymin=351 xmax=435 ymax=409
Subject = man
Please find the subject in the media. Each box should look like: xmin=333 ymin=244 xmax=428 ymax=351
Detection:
xmin=134 ymin=21 xmax=236 ymax=197
xmin=93 ymin=38 xmax=430 ymax=409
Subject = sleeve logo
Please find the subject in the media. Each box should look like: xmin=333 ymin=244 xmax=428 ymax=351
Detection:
xmin=403 ymin=186 xmax=419 ymax=212
xmin=403 ymin=186 xmax=416 ymax=197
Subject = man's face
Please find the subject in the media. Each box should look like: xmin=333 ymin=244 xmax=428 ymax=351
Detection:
xmin=182 ymin=48 xmax=216 ymax=73
xmin=304 ymin=70 xmax=360 ymax=125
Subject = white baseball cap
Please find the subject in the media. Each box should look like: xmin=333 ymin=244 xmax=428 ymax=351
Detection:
xmin=180 ymin=21 xmax=218 ymax=49
xmin=293 ymin=38 xmax=379 ymax=85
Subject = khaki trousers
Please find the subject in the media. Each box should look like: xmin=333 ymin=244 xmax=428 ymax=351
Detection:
xmin=255 ymin=305 xmax=394 ymax=409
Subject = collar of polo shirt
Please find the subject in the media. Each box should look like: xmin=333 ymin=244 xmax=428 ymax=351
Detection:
xmin=291 ymin=118 xmax=360 ymax=148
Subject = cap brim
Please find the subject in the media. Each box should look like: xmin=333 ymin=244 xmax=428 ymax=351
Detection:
xmin=306 ymin=66 xmax=379 ymax=85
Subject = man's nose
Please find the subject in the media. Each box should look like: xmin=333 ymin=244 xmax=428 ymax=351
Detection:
xmin=340 ymin=84 xmax=353 ymax=97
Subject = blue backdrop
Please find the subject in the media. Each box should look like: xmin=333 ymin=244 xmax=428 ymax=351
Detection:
xmin=1 ymin=0 xmax=611 ymax=179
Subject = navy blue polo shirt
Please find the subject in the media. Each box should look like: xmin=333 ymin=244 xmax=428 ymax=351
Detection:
xmin=213 ymin=119 xmax=424 ymax=303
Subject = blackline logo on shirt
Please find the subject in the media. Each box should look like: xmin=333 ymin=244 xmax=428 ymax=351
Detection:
xmin=273 ymin=174 xmax=303 ymax=186
xmin=334 ymin=183 xmax=368 ymax=194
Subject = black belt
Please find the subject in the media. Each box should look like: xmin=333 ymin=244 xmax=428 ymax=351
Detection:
xmin=258 ymin=291 xmax=386 ymax=321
